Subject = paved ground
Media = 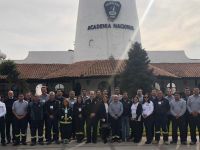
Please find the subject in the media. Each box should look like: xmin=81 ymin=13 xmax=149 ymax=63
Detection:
xmin=1 ymin=138 xmax=200 ymax=150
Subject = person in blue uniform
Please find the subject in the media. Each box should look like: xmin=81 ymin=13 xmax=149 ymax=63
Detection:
xmin=153 ymin=90 xmax=170 ymax=145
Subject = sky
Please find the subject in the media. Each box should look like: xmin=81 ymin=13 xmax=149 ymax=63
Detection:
xmin=0 ymin=0 xmax=199 ymax=60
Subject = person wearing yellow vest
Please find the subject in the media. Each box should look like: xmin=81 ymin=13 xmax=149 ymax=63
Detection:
xmin=59 ymin=99 xmax=73 ymax=144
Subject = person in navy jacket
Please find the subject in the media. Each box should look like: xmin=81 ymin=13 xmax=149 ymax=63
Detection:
xmin=98 ymin=95 xmax=110 ymax=143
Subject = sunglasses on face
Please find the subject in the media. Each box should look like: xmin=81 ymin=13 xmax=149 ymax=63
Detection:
xmin=144 ymin=97 xmax=148 ymax=98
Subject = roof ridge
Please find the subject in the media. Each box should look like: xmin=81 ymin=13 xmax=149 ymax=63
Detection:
xmin=149 ymin=64 xmax=178 ymax=78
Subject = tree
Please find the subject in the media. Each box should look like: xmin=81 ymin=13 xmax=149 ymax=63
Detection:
xmin=0 ymin=60 xmax=29 ymax=92
xmin=120 ymin=42 xmax=155 ymax=96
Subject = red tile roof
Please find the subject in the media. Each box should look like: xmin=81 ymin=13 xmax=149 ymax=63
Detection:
xmin=2 ymin=60 xmax=200 ymax=80
xmin=44 ymin=60 xmax=177 ymax=79
xmin=152 ymin=63 xmax=200 ymax=78
xmin=16 ymin=64 xmax=67 ymax=79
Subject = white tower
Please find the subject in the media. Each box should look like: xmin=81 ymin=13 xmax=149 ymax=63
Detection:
xmin=74 ymin=0 xmax=141 ymax=62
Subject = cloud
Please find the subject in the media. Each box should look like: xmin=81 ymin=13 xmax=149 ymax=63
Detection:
xmin=137 ymin=0 xmax=200 ymax=58
xmin=0 ymin=0 xmax=199 ymax=59
xmin=0 ymin=0 xmax=78 ymax=59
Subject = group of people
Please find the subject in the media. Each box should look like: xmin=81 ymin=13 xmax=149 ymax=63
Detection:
xmin=0 ymin=86 xmax=200 ymax=146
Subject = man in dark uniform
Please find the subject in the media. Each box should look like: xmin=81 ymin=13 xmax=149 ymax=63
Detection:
xmin=96 ymin=89 xmax=102 ymax=102
xmin=68 ymin=90 xmax=77 ymax=139
xmin=98 ymin=95 xmax=110 ymax=143
xmin=73 ymin=96 xmax=85 ymax=143
xmin=153 ymin=90 xmax=170 ymax=145
xmin=25 ymin=92 xmax=32 ymax=103
xmin=45 ymin=91 xmax=60 ymax=145
xmin=39 ymin=86 xmax=49 ymax=141
xmin=81 ymin=89 xmax=89 ymax=103
xmin=84 ymin=91 xmax=100 ymax=143
xmin=55 ymin=89 xmax=65 ymax=103
xmin=183 ymin=87 xmax=191 ymax=141
xmin=4 ymin=90 xmax=16 ymax=144
xmin=28 ymin=94 xmax=45 ymax=146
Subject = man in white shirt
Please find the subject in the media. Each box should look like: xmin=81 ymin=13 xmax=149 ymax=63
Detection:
xmin=0 ymin=98 xmax=7 ymax=146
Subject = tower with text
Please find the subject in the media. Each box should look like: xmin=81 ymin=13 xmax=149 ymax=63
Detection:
xmin=74 ymin=0 xmax=141 ymax=62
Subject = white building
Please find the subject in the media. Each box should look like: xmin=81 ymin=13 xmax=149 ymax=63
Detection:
xmin=74 ymin=0 xmax=141 ymax=62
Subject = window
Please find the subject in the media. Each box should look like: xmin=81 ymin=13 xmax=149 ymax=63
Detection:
xmin=154 ymin=82 xmax=160 ymax=90
xmin=55 ymin=84 xmax=64 ymax=91
xmin=167 ymin=83 xmax=176 ymax=93
xmin=36 ymin=84 xmax=43 ymax=95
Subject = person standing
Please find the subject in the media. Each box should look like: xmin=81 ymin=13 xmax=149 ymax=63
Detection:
xmin=28 ymin=94 xmax=45 ymax=146
xmin=39 ymin=86 xmax=49 ymax=103
xmin=39 ymin=86 xmax=49 ymax=141
xmin=153 ymin=90 xmax=170 ymax=145
xmin=98 ymin=95 xmax=110 ymax=143
xmin=68 ymin=90 xmax=77 ymax=139
xmin=84 ymin=91 xmax=100 ymax=143
xmin=129 ymin=96 xmax=142 ymax=143
xmin=81 ymin=89 xmax=89 ymax=104
xmin=55 ymin=89 xmax=65 ymax=103
xmin=25 ymin=92 xmax=32 ymax=103
xmin=4 ymin=90 xmax=16 ymax=144
xmin=183 ymin=87 xmax=191 ymax=141
xmin=142 ymin=94 xmax=154 ymax=144
xmin=45 ymin=91 xmax=60 ymax=145
xmin=109 ymin=87 xmax=122 ymax=103
xmin=73 ymin=96 xmax=85 ymax=143
xmin=109 ymin=95 xmax=123 ymax=142
xmin=121 ymin=92 xmax=131 ymax=142
xmin=0 ymin=97 xmax=6 ymax=146
xmin=96 ymin=90 xmax=103 ymax=102
xmin=12 ymin=93 xmax=28 ymax=146
xmin=187 ymin=88 xmax=200 ymax=145
xmin=165 ymin=89 xmax=175 ymax=132
xmin=170 ymin=92 xmax=187 ymax=145
xmin=149 ymin=89 xmax=157 ymax=140
xmin=137 ymin=89 xmax=144 ymax=104
xmin=59 ymin=99 xmax=73 ymax=144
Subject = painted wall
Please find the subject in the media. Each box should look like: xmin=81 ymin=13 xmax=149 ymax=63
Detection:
xmin=74 ymin=0 xmax=141 ymax=62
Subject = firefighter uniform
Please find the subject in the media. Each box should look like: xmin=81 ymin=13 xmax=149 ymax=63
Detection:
xmin=153 ymin=97 xmax=170 ymax=143
xmin=12 ymin=100 xmax=28 ymax=145
xmin=28 ymin=101 xmax=45 ymax=145
xmin=45 ymin=99 xmax=60 ymax=144
xmin=84 ymin=98 xmax=100 ymax=143
xmin=73 ymin=102 xmax=85 ymax=143
xmin=59 ymin=106 xmax=73 ymax=143
xmin=4 ymin=97 xmax=16 ymax=143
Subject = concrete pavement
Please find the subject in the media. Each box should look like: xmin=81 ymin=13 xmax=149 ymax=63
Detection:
xmin=1 ymin=138 xmax=199 ymax=150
